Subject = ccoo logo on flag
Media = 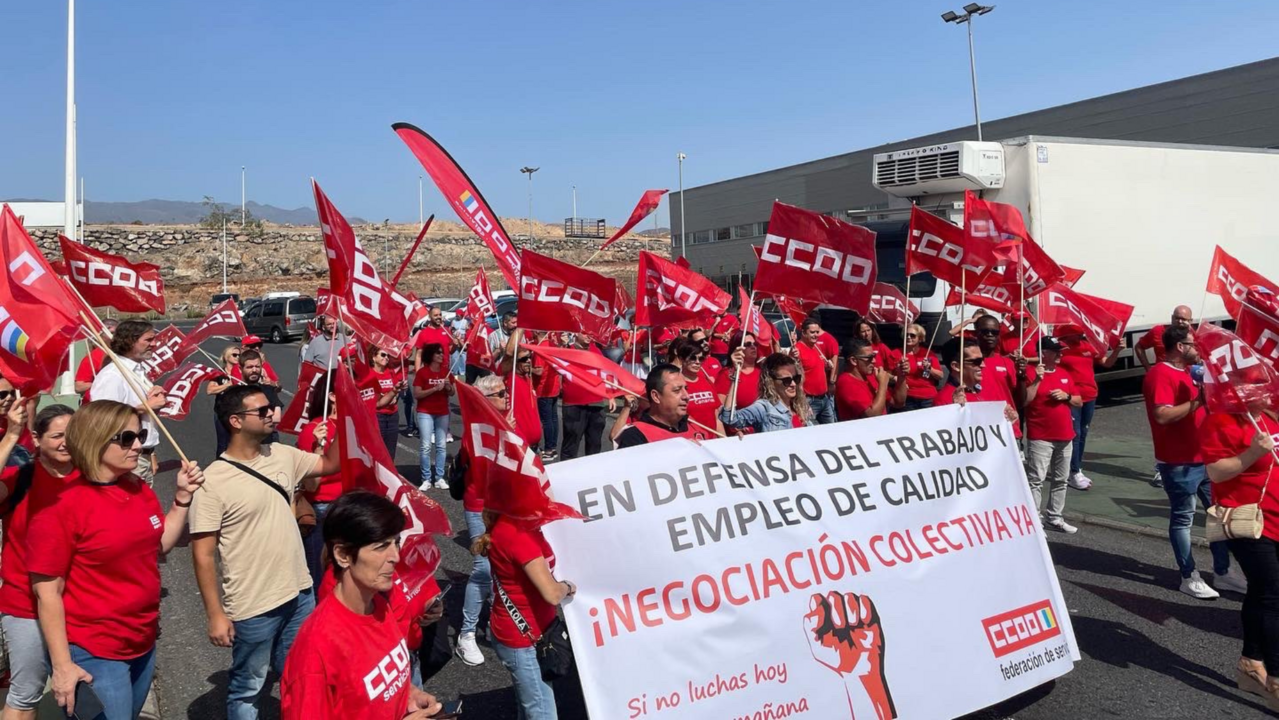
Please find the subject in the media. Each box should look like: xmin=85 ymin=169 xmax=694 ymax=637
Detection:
xmin=0 ymin=305 xmax=31 ymax=362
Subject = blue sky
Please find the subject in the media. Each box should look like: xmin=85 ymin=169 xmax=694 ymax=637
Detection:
xmin=2 ymin=0 xmax=1276 ymax=226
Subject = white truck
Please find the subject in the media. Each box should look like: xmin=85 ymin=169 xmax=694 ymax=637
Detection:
xmin=864 ymin=136 xmax=1279 ymax=378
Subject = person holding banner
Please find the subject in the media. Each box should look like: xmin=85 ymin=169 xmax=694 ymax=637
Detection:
xmin=973 ymin=315 xmax=1033 ymax=445
xmin=1057 ymin=327 xmax=1124 ymax=490
xmin=669 ymin=338 xmax=724 ymax=439
xmin=793 ymin=320 xmax=837 ymax=425
xmin=30 ymin=401 xmax=206 ymax=720
xmin=715 ymin=332 xmax=761 ymax=415
xmin=1022 ymin=338 xmax=1082 ymax=534
xmin=836 ymin=339 xmax=905 ymax=421
xmin=413 ymin=343 xmax=454 ymax=490
xmin=935 ymin=340 xmax=1020 ymax=424
xmin=560 ymin=334 xmax=612 ymax=461
xmin=888 ymin=323 xmax=941 ymax=411
xmin=616 ymin=364 xmax=694 ymax=448
xmin=88 ymin=320 xmax=168 ymax=485
xmin=721 ymin=353 xmax=813 ymax=433
xmin=1201 ymin=394 xmax=1279 ymax=703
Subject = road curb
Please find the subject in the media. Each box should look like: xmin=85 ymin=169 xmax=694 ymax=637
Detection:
xmin=1062 ymin=511 xmax=1209 ymax=548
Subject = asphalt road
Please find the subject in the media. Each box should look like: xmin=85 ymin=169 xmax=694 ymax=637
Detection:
xmin=144 ymin=339 xmax=1271 ymax=719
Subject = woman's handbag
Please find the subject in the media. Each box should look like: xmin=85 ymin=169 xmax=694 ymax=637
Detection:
xmin=1205 ymin=466 xmax=1272 ymax=543
xmin=493 ymin=577 xmax=575 ymax=681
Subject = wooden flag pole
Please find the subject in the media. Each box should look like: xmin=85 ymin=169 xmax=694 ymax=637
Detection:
xmin=580 ymin=246 xmax=605 ymax=268
xmin=391 ymin=215 xmax=434 ymax=288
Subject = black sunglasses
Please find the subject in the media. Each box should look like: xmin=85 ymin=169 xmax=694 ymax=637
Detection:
xmin=976 ymin=329 xmax=1001 ymax=337
xmin=485 ymin=390 xmax=509 ymax=399
xmin=233 ymin=405 xmax=275 ymax=419
xmin=110 ymin=429 xmax=149 ymax=447
xmin=0 ymin=390 xmax=13 ymax=401
xmin=963 ymin=358 xmax=986 ymax=367
xmin=854 ymin=354 xmax=877 ymax=363
xmin=772 ymin=375 xmax=801 ymax=387
xmin=517 ymin=356 xmax=533 ymax=363
xmin=741 ymin=342 xmax=756 ymax=348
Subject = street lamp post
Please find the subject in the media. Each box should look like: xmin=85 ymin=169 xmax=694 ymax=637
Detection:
xmin=418 ymin=175 xmax=424 ymax=225
xmin=572 ymin=185 xmax=577 ymax=223
xmin=222 ymin=218 xmax=228 ymax=293
xmin=241 ymin=165 xmax=246 ymax=225
xmin=64 ymin=0 xmax=77 ymax=242
xmin=942 ymin=4 xmax=995 ymax=141
xmin=520 ymin=166 xmax=539 ymax=240
xmin=677 ymin=153 xmax=687 ymax=259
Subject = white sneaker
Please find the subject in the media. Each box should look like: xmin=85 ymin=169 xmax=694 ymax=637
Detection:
xmin=1068 ymin=472 xmax=1092 ymax=491
xmin=447 ymin=432 xmax=455 ymax=443
xmin=1045 ymin=519 xmax=1078 ymax=534
xmin=456 ymin=632 xmax=484 ymax=666
xmin=1180 ymin=572 xmax=1220 ymax=600
xmin=1149 ymin=470 xmax=1163 ymax=487
xmin=1215 ymin=568 xmax=1249 ymax=594
xmin=434 ymin=479 xmax=450 ymax=491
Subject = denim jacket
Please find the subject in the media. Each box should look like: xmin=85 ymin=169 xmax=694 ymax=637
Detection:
xmin=721 ymin=399 xmax=798 ymax=434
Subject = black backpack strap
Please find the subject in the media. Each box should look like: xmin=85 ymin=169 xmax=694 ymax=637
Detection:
xmin=214 ymin=457 xmax=291 ymax=506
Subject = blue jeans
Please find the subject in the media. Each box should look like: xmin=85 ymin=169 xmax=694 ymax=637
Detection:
xmin=493 ymin=641 xmax=558 ymax=720
xmin=69 ymin=644 xmax=155 ymax=720
xmin=377 ymin=411 xmax=399 ymax=459
xmin=302 ymin=502 xmax=332 ymax=589
xmin=450 ymin=350 xmax=467 ymax=377
xmin=1158 ymin=463 xmax=1231 ymax=579
xmin=462 ymin=510 xmax=492 ymax=635
xmin=417 ymin=413 xmax=449 ymax=485
xmin=1070 ymin=400 xmax=1096 ymax=474
xmin=811 ymin=394 xmax=836 ymax=425
xmin=538 ymin=397 xmax=560 ymax=453
xmin=228 ymin=590 xmax=315 ymax=720
xmin=401 ymin=387 xmax=416 ymax=432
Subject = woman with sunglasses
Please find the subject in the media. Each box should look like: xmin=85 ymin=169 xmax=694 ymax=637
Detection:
xmin=854 ymin=319 xmax=892 ymax=370
xmin=670 ymin=337 xmax=724 ymax=439
xmin=206 ymin=346 xmax=241 ymax=397
xmin=715 ymin=332 xmax=761 ymax=420
xmin=413 ymin=343 xmax=454 ymax=490
xmin=359 ymin=345 xmax=407 ymax=458
xmin=29 ymin=400 xmax=205 ymax=720
xmin=299 ymin=371 xmax=342 ymax=587
xmin=720 ymin=353 xmax=813 ymax=433
xmin=888 ymin=323 xmax=942 ymax=411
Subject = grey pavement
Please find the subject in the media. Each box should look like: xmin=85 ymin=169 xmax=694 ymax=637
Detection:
xmin=134 ymin=342 xmax=1267 ymax=719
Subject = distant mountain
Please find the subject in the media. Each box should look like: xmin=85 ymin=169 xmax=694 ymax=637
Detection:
xmin=3 ymin=198 xmax=366 ymax=226
xmin=638 ymin=227 xmax=671 ymax=237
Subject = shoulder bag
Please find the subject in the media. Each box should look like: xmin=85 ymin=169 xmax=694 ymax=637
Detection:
xmin=1206 ymin=465 xmax=1272 ymax=543
xmin=216 ymin=457 xmax=317 ymax=537
xmin=492 ymin=575 xmax=574 ymax=681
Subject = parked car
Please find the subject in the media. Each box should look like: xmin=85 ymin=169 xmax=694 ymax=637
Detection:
xmin=485 ymin=295 xmax=519 ymax=330
xmin=242 ymin=295 xmax=318 ymax=343
xmin=210 ymin=292 xmax=240 ymax=309
xmin=421 ymin=297 xmax=465 ymax=313
xmin=238 ymin=297 xmax=260 ymax=312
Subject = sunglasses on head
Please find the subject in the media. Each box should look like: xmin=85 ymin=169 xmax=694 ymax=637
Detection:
xmin=110 ymin=429 xmax=149 ymax=447
xmin=233 ymin=405 xmax=275 ymax=420
xmin=773 ymin=374 xmax=801 ymax=387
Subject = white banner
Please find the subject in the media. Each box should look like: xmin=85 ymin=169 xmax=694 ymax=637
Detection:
xmin=544 ymin=403 xmax=1078 ymax=720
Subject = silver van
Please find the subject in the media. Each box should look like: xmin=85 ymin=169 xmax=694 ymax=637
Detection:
xmin=242 ymin=295 xmax=317 ymax=343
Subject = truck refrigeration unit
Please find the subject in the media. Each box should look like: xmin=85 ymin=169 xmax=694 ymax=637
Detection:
xmin=867 ymin=136 xmax=1279 ymax=379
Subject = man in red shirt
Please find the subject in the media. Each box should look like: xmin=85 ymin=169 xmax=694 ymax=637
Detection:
xmin=412 ymin=307 xmax=457 ymax=372
xmin=1022 ymin=338 xmax=1081 ymax=533
xmin=1142 ymin=324 xmax=1243 ymax=599
xmin=793 ymin=319 xmax=836 ymax=424
xmin=616 ymin=364 xmax=696 ymax=448
xmin=974 ymin=315 xmax=1031 ymax=440
xmin=560 ymin=335 xmax=612 ymax=460
xmin=1135 ymin=305 xmax=1194 ymax=371
xmin=934 ymin=340 xmax=1020 ymax=425
xmin=835 ymin=339 xmax=906 ymax=421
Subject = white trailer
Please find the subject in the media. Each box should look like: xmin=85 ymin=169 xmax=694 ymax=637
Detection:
xmin=869 ymin=136 xmax=1279 ymax=378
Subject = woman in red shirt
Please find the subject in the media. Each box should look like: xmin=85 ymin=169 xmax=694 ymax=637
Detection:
xmin=1201 ymin=401 xmax=1279 ymax=703
xmin=474 ymin=509 xmax=577 ymax=720
xmin=854 ymin=319 xmax=892 ymax=370
xmin=30 ymin=401 xmax=204 ymax=720
xmin=413 ymin=343 xmax=453 ymax=490
xmin=671 ymin=337 xmax=725 ymax=438
xmin=281 ymin=491 xmax=442 ymax=720
xmin=888 ymin=323 xmax=941 ymax=410
xmin=360 ymin=345 xmax=407 ymax=458
xmin=1057 ymin=329 xmax=1123 ymax=490
xmin=715 ymin=332 xmax=762 ymax=421
xmin=0 ymin=403 xmax=73 ymax=719
xmin=299 ymin=371 xmax=342 ymax=588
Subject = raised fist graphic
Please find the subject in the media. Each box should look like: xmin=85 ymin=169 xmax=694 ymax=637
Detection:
xmin=803 ymin=591 xmax=897 ymax=719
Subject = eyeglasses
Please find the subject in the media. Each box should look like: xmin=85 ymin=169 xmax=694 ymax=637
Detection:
xmin=233 ymin=405 xmax=275 ymax=419
xmin=109 ymin=429 xmax=149 ymax=447
xmin=228 ymin=353 xmax=241 ymax=359
xmin=0 ymin=390 xmax=13 ymax=401
xmin=485 ymin=390 xmax=509 ymax=399
xmin=376 ymin=352 xmax=391 ymax=358
xmin=517 ymin=356 xmax=533 ymax=364
xmin=976 ymin=329 xmax=1001 ymax=337
xmin=741 ymin=342 xmax=756 ymax=348
xmin=906 ymin=333 xmax=922 ymax=339
xmin=854 ymin=355 xmax=877 ymax=363
xmin=772 ymin=375 xmax=801 ymax=387
xmin=962 ymin=358 xmax=986 ymax=367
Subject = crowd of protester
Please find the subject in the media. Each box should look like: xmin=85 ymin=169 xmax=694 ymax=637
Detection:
xmin=0 ymin=291 xmax=1276 ymax=718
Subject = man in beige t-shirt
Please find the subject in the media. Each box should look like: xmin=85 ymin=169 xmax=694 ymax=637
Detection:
xmin=190 ymin=385 xmax=339 ymax=720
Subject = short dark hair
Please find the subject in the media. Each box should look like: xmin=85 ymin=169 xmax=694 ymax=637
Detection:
xmin=801 ymin=319 xmax=821 ymax=332
xmin=306 ymin=370 xmax=338 ymax=419
xmin=646 ymin=363 xmax=682 ymax=402
xmin=239 ymin=348 xmax=263 ymax=365
xmin=1163 ymin=324 xmax=1192 ymax=352
xmin=215 ymin=385 xmax=269 ymax=433
xmin=975 ymin=314 xmax=1001 ymax=331
xmin=110 ymin=320 xmax=154 ymax=356
xmin=323 ymin=490 xmax=406 ymax=578
xmin=419 ymin=342 xmax=445 ymax=365
xmin=34 ymin=404 xmax=75 ymax=438
xmin=728 ymin=331 xmax=757 ymax=354
xmin=942 ymin=338 xmax=979 ymax=368
xmin=843 ymin=338 xmax=872 ymax=360
xmin=502 ymin=311 xmax=518 ymax=323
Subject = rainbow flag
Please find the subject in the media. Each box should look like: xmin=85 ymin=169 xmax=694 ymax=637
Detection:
xmin=0 ymin=306 xmax=30 ymax=362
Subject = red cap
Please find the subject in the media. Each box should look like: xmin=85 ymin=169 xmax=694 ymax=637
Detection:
xmin=241 ymin=334 xmax=263 ymax=346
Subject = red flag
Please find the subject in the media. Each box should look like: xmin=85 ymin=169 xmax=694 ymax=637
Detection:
xmin=315 ymin=287 xmax=341 ymax=319
xmin=59 ymin=236 xmax=166 ymax=314
xmin=907 ymin=206 xmax=998 ymax=290
xmin=335 ymin=369 xmax=450 ymax=593
xmin=964 ymin=190 xmax=1028 ymax=264
xmin=158 ymin=363 xmax=223 ymax=419
xmin=755 ymin=202 xmax=876 ymax=312
xmin=1236 ymin=286 xmax=1279 ymax=365
xmin=996 ymin=236 xmax=1064 ymax=300
xmin=944 ymin=281 xmax=1016 ymax=314
xmin=313 ymin=181 xmax=410 ymax=354
xmin=518 ymin=249 xmax=618 ymax=341
xmin=178 ymin=300 xmax=246 ymax=361
xmin=868 ymin=283 xmax=919 ymax=326
xmin=772 ymin=294 xmax=817 ymax=328
xmin=675 ymin=256 xmax=691 ymax=269
xmin=465 ymin=268 xmax=496 ymax=320
xmin=404 ymin=292 xmax=430 ymax=332
xmin=391 ymin=215 xmax=434 ymax=288
xmin=1039 ymin=284 xmax=1121 ymax=355
xmin=0 ymin=207 xmax=80 ymax=394
xmin=522 ymin=343 xmax=644 ymax=399
xmin=139 ymin=325 xmax=188 ymax=380
xmin=601 ymin=189 xmax=667 ymax=250
xmin=280 ymin=362 xmax=329 ymax=436
xmin=456 ymin=381 xmax=582 ymax=527
xmin=463 ymin=321 xmax=494 ymax=371
xmin=1195 ymin=322 xmax=1279 ymax=414
xmin=635 ymin=251 xmax=731 ymax=328
xmin=1075 ymin=292 xmax=1134 ymax=352
xmin=1060 ymin=265 xmax=1086 ymax=288
xmin=737 ymin=288 xmax=774 ymax=346
xmin=1207 ymin=246 xmax=1277 ymax=320
xmin=393 ymin=124 xmax=522 ymax=290
xmin=614 ymin=283 xmax=634 ymax=314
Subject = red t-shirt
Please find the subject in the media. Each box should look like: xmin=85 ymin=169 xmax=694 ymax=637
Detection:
xmin=561 ymin=344 xmax=609 ymax=406
xmin=317 ymin=568 xmax=439 ymax=653
xmin=933 ymin=383 xmax=1004 ymax=406
xmin=714 ymin=366 xmax=760 ymax=410
xmin=413 ymin=365 xmax=452 ymax=416
xmin=981 ymin=353 xmax=1032 ymax=439
xmin=1200 ymin=412 xmax=1279 ymax=541
xmin=887 ymin=347 xmax=940 ymax=401
xmin=76 ymin=348 xmax=107 ymax=401
xmin=413 ymin=325 xmax=454 ymax=357
xmin=231 ymin=360 xmax=281 ymax=384
xmin=1142 ymin=362 xmax=1205 ymax=464
xmin=27 ymin=476 xmax=164 ymax=659
xmin=359 ymin=368 xmax=400 ymax=416
xmin=533 ymin=350 xmax=562 ymax=399
xmin=0 ymin=464 xmax=78 ymax=618
xmin=280 ymin=592 xmax=413 ymax=720
xmin=795 ymin=342 xmax=829 ymax=396
xmin=507 ymin=373 xmax=542 ymax=447
xmin=684 ymin=373 xmax=721 ymax=434
xmin=1026 ymin=367 xmax=1077 ymax=442
xmin=818 ymin=331 xmax=842 ymax=364
xmin=710 ymin=316 xmax=740 ymax=355
xmin=1137 ymin=324 xmax=1168 ymax=365
xmin=489 ymin=518 xmax=557 ymax=648
xmin=298 ymin=418 xmax=343 ymax=503
xmin=869 ymin=342 xmax=892 ymax=370
xmin=1059 ymin=347 xmax=1100 ymax=402
xmin=835 ymin=372 xmax=879 ymax=421
xmin=701 ymin=356 xmax=724 ymax=380
xmin=999 ymin=331 xmax=1040 ymax=359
